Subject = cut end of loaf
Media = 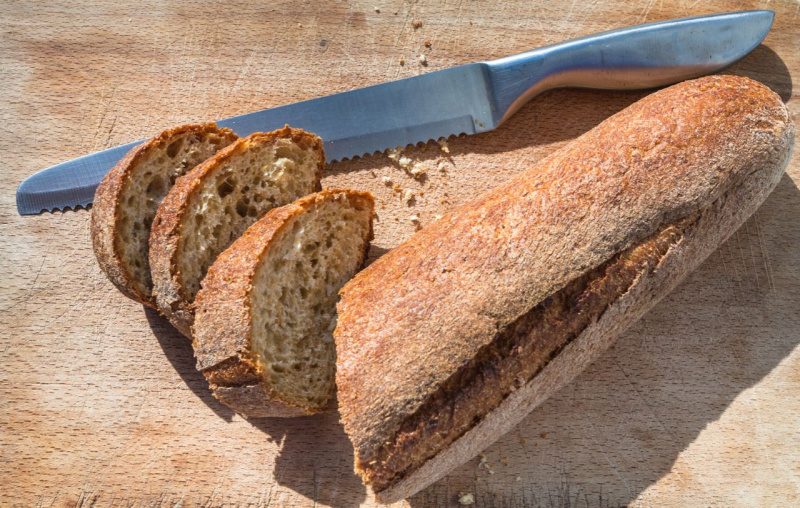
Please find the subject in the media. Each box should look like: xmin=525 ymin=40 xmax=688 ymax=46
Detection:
xmin=194 ymin=190 xmax=375 ymax=417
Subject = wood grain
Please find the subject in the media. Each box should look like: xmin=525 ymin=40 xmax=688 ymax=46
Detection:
xmin=1 ymin=1 xmax=798 ymax=506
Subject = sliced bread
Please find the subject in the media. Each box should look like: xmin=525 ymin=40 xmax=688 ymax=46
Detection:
xmin=91 ymin=123 xmax=237 ymax=307
xmin=193 ymin=190 xmax=375 ymax=417
xmin=149 ymin=126 xmax=325 ymax=337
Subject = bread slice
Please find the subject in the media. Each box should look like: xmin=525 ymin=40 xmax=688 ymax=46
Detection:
xmin=91 ymin=123 xmax=237 ymax=307
xmin=333 ymin=76 xmax=794 ymax=502
xmin=193 ymin=190 xmax=375 ymax=417
xmin=149 ymin=126 xmax=324 ymax=337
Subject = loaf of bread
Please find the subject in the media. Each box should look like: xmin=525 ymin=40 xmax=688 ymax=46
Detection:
xmin=333 ymin=76 xmax=794 ymax=502
xmin=193 ymin=190 xmax=375 ymax=417
xmin=91 ymin=123 xmax=237 ymax=307
xmin=149 ymin=126 xmax=324 ymax=337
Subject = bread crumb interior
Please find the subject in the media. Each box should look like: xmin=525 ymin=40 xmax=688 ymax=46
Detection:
xmin=179 ymin=137 xmax=321 ymax=302
xmin=251 ymin=194 xmax=373 ymax=409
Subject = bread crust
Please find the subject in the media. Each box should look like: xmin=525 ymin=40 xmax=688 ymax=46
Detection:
xmin=90 ymin=123 xmax=236 ymax=307
xmin=149 ymin=126 xmax=324 ymax=337
xmin=192 ymin=190 xmax=375 ymax=417
xmin=333 ymin=76 xmax=794 ymax=501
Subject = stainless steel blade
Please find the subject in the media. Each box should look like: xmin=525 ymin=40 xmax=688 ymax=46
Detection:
xmin=16 ymin=10 xmax=773 ymax=215
xmin=16 ymin=141 xmax=140 ymax=214
xmin=16 ymin=65 xmax=492 ymax=215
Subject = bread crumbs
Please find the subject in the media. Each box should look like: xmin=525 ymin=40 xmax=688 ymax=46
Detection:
xmin=418 ymin=54 xmax=427 ymax=66
xmin=458 ymin=493 xmax=475 ymax=505
xmin=412 ymin=20 xmax=422 ymax=29
xmin=403 ymin=189 xmax=415 ymax=204
xmin=409 ymin=162 xmax=425 ymax=178
xmin=381 ymin=176 xmax=392 ymax=185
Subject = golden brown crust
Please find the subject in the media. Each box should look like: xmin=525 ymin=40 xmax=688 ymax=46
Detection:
xmin=333 ymin=75 xmax=794 ymax=501
xmin=149 ymin=126 xmax=324 ymax=337
xmin=367 ymin=216 xmax=692 ymax=491
xmin=378 ymin=144 xmax=792 ymax=502
xmin=90 ymin=123 xmax=236 ymax=307
xmin=192 ymin=190 xmax=375 ymax=417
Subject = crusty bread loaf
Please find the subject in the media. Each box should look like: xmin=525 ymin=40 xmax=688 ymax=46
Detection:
xmin=333 ymin=76 xmax=795 ymax=502
xmin=149 ymin=126 xmax=324 ymax=337
xmin=193 ymin=190 xmax=375 ymax=417
xmin=91 ymin=123 xmax=237 ymax=307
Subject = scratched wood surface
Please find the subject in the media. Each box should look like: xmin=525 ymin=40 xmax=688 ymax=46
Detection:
xmin=2 ymin=1 xmax=799 ymax=506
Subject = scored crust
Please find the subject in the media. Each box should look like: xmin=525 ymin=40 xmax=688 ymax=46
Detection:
xmin=377 ymin=135 xmax=793 ymax=501
xmin=333 ymin=75 xmax=794 ymax=501
xmin=192 ymin=190 xmax=375 ymax=417
xmin=149 ymin=126 xmax=324 ymax=337
xmin=90 ymin=123 xmax=237 ymax=307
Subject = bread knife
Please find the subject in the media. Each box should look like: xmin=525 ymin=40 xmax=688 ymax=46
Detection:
xmin=16 ymin=10 xmax=774 ymax=215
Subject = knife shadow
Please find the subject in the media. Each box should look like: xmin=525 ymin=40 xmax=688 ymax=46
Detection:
xmin=404 ymin=174 xmax=800 ymax=507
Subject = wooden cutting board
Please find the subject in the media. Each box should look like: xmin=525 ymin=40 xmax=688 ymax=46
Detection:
xmin=2 ymin=1 xmax=799 ymax=506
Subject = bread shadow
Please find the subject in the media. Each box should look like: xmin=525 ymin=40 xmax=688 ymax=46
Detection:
xmin=724 ymin=44 xmax=792 ymax=103
xmin=248 ymin=406 xmax=368 ymax=506
xmin=144 ymin=307 xmax=236 ymax=421
xmin=224 ymin=248 xmax=388 ymax=506
xmin=145 ymin=307 xmax=367 ymax=504
xmin=407 ymin=174 xmax=800 ymax=506
xmin=365 ymin=244 xmax=390 ymax=267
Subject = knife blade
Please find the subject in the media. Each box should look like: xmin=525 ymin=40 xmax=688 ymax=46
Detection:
xmin=16 ymin=10 xmax=773 ymax=215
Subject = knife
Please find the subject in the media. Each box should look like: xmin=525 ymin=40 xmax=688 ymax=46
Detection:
xmin=16 ymin=10 xmax=773 ymax=215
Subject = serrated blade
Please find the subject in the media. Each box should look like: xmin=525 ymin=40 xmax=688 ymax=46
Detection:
xmin=16 ymin=10 xmax=773 ymax=215
xmin=16 ymin=63 xmax=494 ymax=215
xmin=217 ymin=63 xmax=492 ymax=160
xmin=16 ymin=141 xmax=141 ymax=214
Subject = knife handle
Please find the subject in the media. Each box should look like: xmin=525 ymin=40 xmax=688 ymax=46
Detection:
xmin=484 ymin=10 xmax=773 ymax=124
